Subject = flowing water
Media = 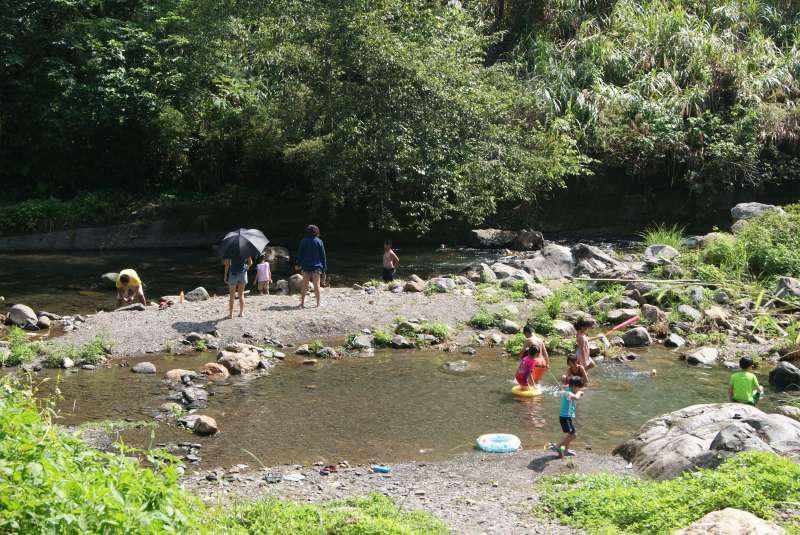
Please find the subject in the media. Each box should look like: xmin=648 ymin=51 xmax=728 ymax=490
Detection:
xmin=30 ymin=346 xmax=786 ymax=469
xmin=0 ymin=247 xmax=498 ymax=315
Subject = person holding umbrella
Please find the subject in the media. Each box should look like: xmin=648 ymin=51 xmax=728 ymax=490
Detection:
xmin=220 ymin=229 xmax=269 ymax=319
xmin=296 ymin=224 xmax=326 ymax=308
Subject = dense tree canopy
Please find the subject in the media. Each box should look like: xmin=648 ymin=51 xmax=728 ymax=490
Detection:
xmin=1 ymin=0 xmax=799 ymax=231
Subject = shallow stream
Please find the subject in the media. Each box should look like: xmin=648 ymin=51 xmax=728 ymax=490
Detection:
xmin=32 ymin=346 xmax=784 ymax=469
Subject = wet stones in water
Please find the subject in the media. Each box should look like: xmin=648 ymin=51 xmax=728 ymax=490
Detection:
xmin=184 ymin=287 xmax=210 ymax=302
xmin=769 ymin=361 xmax=800 ymax=389
xmin=160 ymin=402 xmax=184 ymax=413
xmin=165 ymin=369 xmax=197 ymax=382
xmin=623 ymin=327 xmax=651 ymax=347
xmin=489 ymin=333 xmax=503 ymax=345
xmin=8 ymin=304 xmax=37 ymax=328
xmin=295 ymin=344 xmax=311 ymax=355
xmin=316 ymin=347 xmax=339 ymax=359
xmin=36 ymin=316 xmax=51 ymax=329
xmin=200 ymin=362 xmax=230 ymax=379
xmin=462 ymin=346 xmax=477 ymax=356
xmin=81 ymin=364 xmax=96 ymax=370
xmin=551 ymin=319 xmax=576 ymax=337
xmin=498 ymin=319 xmax=520 ymax=335
xmin=685 ymin=347 xmax=718 ymax=366
xmin=664 ymin=333 xmax=686 ymax=348
xmin=444 ymin=361 xmax=468 ymax=372
xmin=391 ymin=335 xmax=414 ymax=349
xmin=217 ymin=349 xmax=259 ymax=374
xmin=193 ymin=415 xmax=218 ymax=436
xmin=303 ymin=359 xmax=318 ymax=366
xmin=61 ymin=357 xmax=75 ymax=369
xmin=723 ymin=360 xmax=738 ymax=369
xmin=181 ymin=386 xmax=209 ymax=409
xmin=418 ymin=334 xmax=439 ymax=344
xmin=350 ymin=335 xmax=374 ymax=350
xmin=132 ymin=362 xmax=157 ymax=374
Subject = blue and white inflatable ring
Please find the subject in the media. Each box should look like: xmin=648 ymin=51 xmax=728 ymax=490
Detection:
xmin=476 ymin=433 xmax=521 ymax=453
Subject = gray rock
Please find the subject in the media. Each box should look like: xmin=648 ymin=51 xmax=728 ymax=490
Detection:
xmin=490 ymin=263 xmax=518 ymax=280
xmin=131 ymin=362 xmax=156 ymax=374
xmin=471 ymin=229 xmax=517 ymax=248
xmin=769 ymin=361 xmax=800 ymax=389
xmin=526 ymin=283 xmax=553 ymax=300
xmin=730 ymin=219 xmax=749 ymax=234
xmin=116 ymin=303 xmax=146 ymax=312
xmin=510 ymin=230 xmax=544 ymax=251
xmin=623 ymin=327 xmax=651 ymax=347
xmin=462 ymin=346 xmax=477 ymax=355
xmin=499 ymin=319 xmax=521 ymax=334
xmin=641 ymin=304 xmax=665 ymax=324
xmin=316 ymin=346 xmax=339 ymax=359
xmin=350 ymin=335 xmax=374 ymax=350
xmin=618 ymin=296 xmax=641 ymax=309
xmin=551 ymin=319 xmax=576 ymax=338
xmin=704 ymin=305 xmax=729 ymax=324
xmin=664 ymin=333 xmax=686 ymax=348
xmin=184 ymin=287 xmax=210 ymax=302
xmin=523 ymin=244 xmax=575 ymax=280
xmin=185 ymin=332 xmax=205 ymax=343
xmin=731 ymin=202 xmax=784 ymax=221
xmin=673 ymin=508 xmax=787 ymax=535
xmin=391 ymin=335 xmax=414 ymax=349
xmin=614 ymin=403 xmax=800 ymax=479
xmin=722 ymin=361 xmax=739 ymax=370
xmin=489 ymin=333 xmax=503 ymax=345
xmin=678 ymin=304 xmax=702 ymax=322
xmin=288 ymin=274 xmax=304 ymax=294
xmin=777 ymin=405 xmax=800 ymax=420
xmin=295 ymin=344 xmax=311 ymax=355
xmin=479 ymin=263 xmax=497 ymax=283
xmin=396 ymin=321 xmax=419 ymax=333
xmin=181 ymin=386 xmax=209 ymax=409
xmin=499 ymin=271 xmax=536 ymax=289
xmin=444 ymin=360 xmax=469 ymax=372
xmin=193 ymin=415 xmax=219 ymax=436
xmin=404 ymin=277 xmax=425 ymax=292
xmin=101 ymin=272 xmax=119 ymax=288
xmin=428 ymin=277 xmax=456 ymax=293
xmin=8 ymin=304 xmax=37 ymax=327
xmin=36 ymin=316 xmax=51 ymax=329
xmin=643 ymin=244 xmax=680 ymax=266
xmin=593 ymin=296 xmax=615 ymax=312
xmin=572 ymin=243 xmax=627 ymax=277
xmin=607 ymin=308 xmax=640 ymax=324
xmin=82 ymin=364 xmax=96 ymax=370
xmin=776 ymin=277 xmax=800 ymax=299
xmin=61 ymin=357 xmax=75 ymax=369
xmin=274 ymin=279 xmax=289 ymax=294
xmin=38 ymin=311 xmax=62 ymax=321
xmin=217 ymin=349 xmax=260 ymax=374
xmin=686 ymin=347 xmax=719 ymax=366
xmin=688 ymin=286 xmax=705 ymax=306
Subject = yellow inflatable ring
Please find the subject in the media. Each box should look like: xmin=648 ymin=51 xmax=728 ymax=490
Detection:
xmin=512 ymin=385 xmax=542 ymax=398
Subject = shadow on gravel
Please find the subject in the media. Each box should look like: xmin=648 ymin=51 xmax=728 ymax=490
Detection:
xmin=172 ymin=320 xmax=221 ymax=334
xmin=527 ymin=454 xmax=562 ymax=473
xmin=263 ymin=304 xmax=299 ymax=311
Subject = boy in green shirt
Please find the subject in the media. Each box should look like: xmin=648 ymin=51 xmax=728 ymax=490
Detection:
xmin=728 ymin=356 xmax=764 ymax=406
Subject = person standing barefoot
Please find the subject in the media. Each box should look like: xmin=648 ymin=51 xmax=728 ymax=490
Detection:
xmin=296 ymin=225 xmax=326 ymax=308
xmin=224 ymin=256 xmax=252 ymax=318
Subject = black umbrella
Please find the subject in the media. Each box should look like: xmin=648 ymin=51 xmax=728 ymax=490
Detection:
xmin=220 ymin=228 xmax=269 ymax=264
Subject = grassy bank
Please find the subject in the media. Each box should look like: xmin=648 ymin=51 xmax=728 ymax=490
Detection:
xmin=0 ymin=379 xmax=447 ymax=534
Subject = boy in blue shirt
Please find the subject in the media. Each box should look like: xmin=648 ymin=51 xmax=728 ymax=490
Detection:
xmin=549 ymin=376 xmax=585 ymax=458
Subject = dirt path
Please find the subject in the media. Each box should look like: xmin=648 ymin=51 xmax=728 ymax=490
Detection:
xmin=57 ymin=289 xmax=480 ymax=356
xmin=184 ymin=450 xmax=629 ymax=535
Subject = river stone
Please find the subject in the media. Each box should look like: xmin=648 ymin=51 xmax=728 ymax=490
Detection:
xmin=217 ymin=350 xmax=259 ymax=374
xmin=614 ymin=403 xmax=800 ymax=480
xmin=776 ymin=277 xmax=800 ymax=299
xmin=665 ymin=333 xmax=686 ymax=348
xmin=672 ymin=508 xmax=787 ymax=535
xmin=159 ymin=402 xmax=183 ymax=413
xmin=704 ymin=305 xmax=729 ymax=324
xmin=185 ymin=332 xmax=205 ymax=343
xmin=200 ymin=362 xmax=230 ymax=379
xmin=193 ymin=415 xmax=219 ymax=436
xmin=769 ymin=361 xmax=800 ymax=389
xmin=777 ymin=405 xmax=800 ymax=420
xmin=429 ymin=277 xmax=456 ymax=292
xmin=641 ymin=304 xmax=666 ymax=324
xmin=489 ymin=333 xmax=503 ymax=345
xmin=527 ymin=283 xmax=553 ymax=300
xmin=295 ymin=344 xmax=311 ymax=355
xmin=165 ymin=369 xmax=197 ymax=382
xmin=274 ymin=279 xmax=289 ymax=294
xmin=131 ymin=362 xmax=156 ymax=374
xmin=524 ymin=244 xmax=575 ymax=280
xmin=461 ymin=264 xmax=482 ymax=283
xmin=62 ymin=357 xmax=75 ymax=369
xmin=607 ymin=308 xmax=640 ymax=324
xmin=316 ymin=346 xmax=339 ymax=359
xmin=499 ymin=319 xmax=521 ymax=334
xmin=552 ymin=319 xmax=576 ymax=338
xmin=8 ymin=304 xmax=37 ymax=328
xmin=480 ymin=263 xmax=497 ymax=283
xmin=730 ymin=219 xmax=749 ymax=234
xmin=184 ymin=287 xmax=210 ymax=302
xmin=471 ymin=228 xmax=517 ymax=248
xmin=572 ymin=243 xmax=626 ymax=277
xmin=499 ymin=270 xmax=536 ymax=289
xmin=511 ymin=230 xmax=544 ymax=251
xmin=36 ymin=316 xmax=51 ymax=329
xmin=490 ymin=262 xmax=519 ymax=280
xmin=404 ymin=278 xmax=425 ymax=292
xmin=288 ymin=274 xmax=304 ymax=294
xmin=444 ymin=360 xmax=469 ymax=372
xmin=391 ymin=335 xmax=414 ymax=349
xmin=101 ymin=272 xmax=119 ymax=288
xmin=593 ymin=296 xmax=615 ymax=312
xmin=686 ymin=347 xmax=718 ymax=366
xmin=116 ymin=303 xmax=146 ymax=312
xmin=181 ymin=386 xmax=208 ymax=408
xmin=678 ymin=304 xmax=702 ymax=321
xmin=731 ymin=202 xmax=784 ymax=221
xmin=643 ymin=244 xmax=680 ymax=266
xmin=396 ymin=321 xmax=419 ymax=333
xmin=350 ymin=335 xmax=373 ymax=350
xmin=623 ymin=327 xmax=651 ymax=347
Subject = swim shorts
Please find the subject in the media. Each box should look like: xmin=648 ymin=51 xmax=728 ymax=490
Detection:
xmin=559 ymin=417 xmax=576 ymax=434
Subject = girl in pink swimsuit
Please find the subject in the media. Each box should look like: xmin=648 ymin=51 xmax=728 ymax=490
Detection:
xmin=254 ymin=255 xmax=272 ymax=295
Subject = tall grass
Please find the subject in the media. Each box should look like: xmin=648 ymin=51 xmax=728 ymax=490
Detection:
xmin=639 ymin=223 xmax=686 ymax=250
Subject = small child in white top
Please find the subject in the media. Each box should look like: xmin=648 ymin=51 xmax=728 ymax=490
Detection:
xmin=254 ymin=254 xmax=272 ymax=295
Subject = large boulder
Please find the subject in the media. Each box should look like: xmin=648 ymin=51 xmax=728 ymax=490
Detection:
xmin=510 ymin=230 xmax=544 ymax=251
xmin=607 ymin=308 xmax=640 ymax=324
xmin=623 ymin=327 xmax=651 ymax=347
xmin=678 ymin=304 xmax=702 ymax=322
xmin=471 ymin=229 xmax=543 ymax=250
xmin=672 ymin=508 xmax=787 ymax=535
xmin=131 ymin=362 xmax=156 ymax=374
xmin=731 ymin=202 xmax=784 ymax=221
xmin=8 ymin=304 xmax=37 ymax=328
xmin=769 ymin=361 xmax=800 ymax=389
xmin=479 ymin=263 xmax=497 ymax=283
xmin=522 ymin=244 xmax=575 ymax=280
xmin=217 ymin=349 xmax=260 ymax=374
xmin=686 ymin=347 xmax=719 ymax=366
xmin=288 ymin=274 xmax=304 ymax=294
xmin=614 ymin=403 xmax=800 ymax=480
xmin=499 ymin=319 xmax=521 ymax=334
xmin=404 ymin=275 xmax=425 ymax=293
xmin=165 ymin=369 xmax=197 ymax=382
xmin=391 ymin=335 xmax=414 ymax=349
xmin=262 ymin=246 xmax=290 ymax=265
xmin=643 ymin=244 xmax=680 ymax=266
xmin=641 ymin=304 xmax=666 ymax=324
xmin=184 ymin=287 xmax=210 ymax=302
xmin=551 ymin=320 xmax=576 ymax=338
xmin=193 ymin=415 xmax=219 ymax=436
xmin=572 ymin=243 xmax=627 ymax=277
xmin=777 ymin=405 xmax=800 ymax=421
xmin=200 ymin=362 xmax=230 ymax=379
xmin=490 ymin=263 xmax=520 ymax=280
xmin=776 ymin=277 xmax=800 ymax=299
xmin=428 ymin=277 xmax=456 ymax=293
xmin=665 ymin=333 xmax=686 ymax=349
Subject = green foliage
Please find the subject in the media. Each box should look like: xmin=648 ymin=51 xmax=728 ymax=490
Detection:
xmin=537 ymin=452 xmax=800 ymax=534
xmin=546 ymin=336 xmax=577 ymax=355
xmin=0 ymin=194 xmax=125 ymax=237
xmin=2 ymin=327 xmax=39 ymax=367
xmin=543 ymin=293 xmax=563 ymax=320
xmin=418 ymin=321 xmax=450 ymax=341
xmin=0 ymin=379 xmax=204 ymax=534
xmin=468 ymin=310 xmax=496 ymax=330
xmin=78 ymin=335 xmax=113 ymax=364
xmin=686 ymin=331 xmax=727 ymax=346
xmin=193 ymin=339 xmax=209 ymax=352
xmin=504 ymin=333 xmax=526 ymax=355
xmin=213 ymin=493 xmax=449 ymax=534
xmin=639 ymin=223 xmax=685 ymax=250
xmin=309 ymin=340 xmax=324 ymax=353
xmin=529 ymin=314 xmax=554 ymax=336
xmin=373 ymin=330 xmax=393 ymax=347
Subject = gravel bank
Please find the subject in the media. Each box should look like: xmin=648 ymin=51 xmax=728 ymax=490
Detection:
xmin=184 ymin=450 xmax=630 ymax=535
xmin=57 ymin=289 xmax=480 ymax=356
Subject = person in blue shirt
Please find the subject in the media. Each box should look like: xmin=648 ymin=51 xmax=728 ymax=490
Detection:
xmin=295 ymin=224 xmax=327 ymax=308
xmin=548 ymin=376 xmax=584 ymax=458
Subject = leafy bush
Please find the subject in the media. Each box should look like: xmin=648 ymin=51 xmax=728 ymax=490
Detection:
xmin=468 ymin=310 xmax=495 ymax=330
xmin=78 ymin=335 xmax=112 ymax=364
xmin=193 ymin=339 xmax=208 ymax=352
xmin=213 ymin=493 xmax=449 ymax=534
xmin=537 ymin=452 xmax=800 ymax=535
xmin=0 ymin=379 xmax=204 ymax=534
xmin=639 ymin=223 xmax=686 ymax=250
xmin=546 ymin=336 xmax=577 ymax=355
xmin=504 ymin=333 xmax=526 ymax=355
xmin=309 ymin=340 xmax=324 ymax=353
xmin=418 ymin=321 xmax=450 ymax=341
xmin=373 ymin=330 xmax=393 ymax=347
xmin=2 ymin=327 xmax=39 ymax=366
xmin=529 ymin=314 xmax=554 ymax=336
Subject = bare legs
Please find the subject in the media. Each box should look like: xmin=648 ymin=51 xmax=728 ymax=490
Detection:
xmin=299 ymin=272 xmax=321 ymax=308
xmin=228 ymin=283 xmax=246 ymax=318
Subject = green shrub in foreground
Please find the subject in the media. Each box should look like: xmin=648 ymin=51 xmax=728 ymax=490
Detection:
xmin=214 ymin=493 xmax=449 ymax=535
xmin=536 ymin=452 xmax=800 ymax=535
xmin=0 ymin=380 xmax=203 ymax=534
xmin=468 ymin=309 xmax=495 ymax=330
xmin=2 ymin=326 xmax=39 ymax=366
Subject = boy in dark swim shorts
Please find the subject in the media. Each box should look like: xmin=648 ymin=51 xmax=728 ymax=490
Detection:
xmin=549 ymin=376 xmax=584 ymax=458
